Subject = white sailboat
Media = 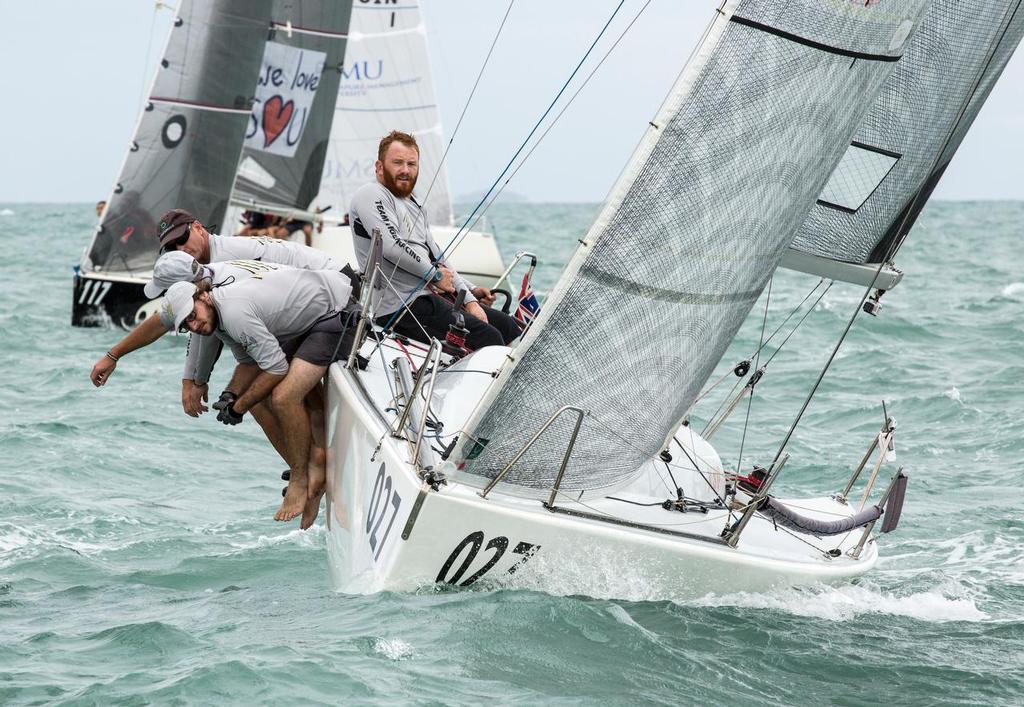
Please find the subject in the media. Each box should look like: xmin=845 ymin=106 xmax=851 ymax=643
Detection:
xmin=321 ymin=0 xmax=1023 ymax=599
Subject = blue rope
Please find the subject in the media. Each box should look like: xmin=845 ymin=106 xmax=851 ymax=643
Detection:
xmin=380 ymin=0 xmax=628 ymax=334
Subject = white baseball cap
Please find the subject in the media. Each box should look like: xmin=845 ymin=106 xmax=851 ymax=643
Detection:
xmin=159 ymin=281 xmax=198 ymax=332
xmin=144 ymin=251 xmax=202 ymax=299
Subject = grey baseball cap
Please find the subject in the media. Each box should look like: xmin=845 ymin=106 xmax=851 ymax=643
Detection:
xmin=159 ymin=281 xmax=198 ymax=332
xmin=144 ymin=251 xmax=203 ymax=298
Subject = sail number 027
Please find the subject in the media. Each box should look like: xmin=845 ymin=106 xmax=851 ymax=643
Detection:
xmin=365 ymin=463 xmax=402 ymax=561
xmin=436 ymin=532 xmax=540 ymax=587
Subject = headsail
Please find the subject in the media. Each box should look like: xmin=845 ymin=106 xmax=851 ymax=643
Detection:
xmin=784 ymin=0 xmax=1024 ymax=285
xmin=82 ymin=0 xmax=272 ymax=274
xmin=313 ymin=0 xmax=454 ymax=226
xmin=231 ymin=0 xmax=354 ymax=217
xmin=452 ymin=0 xmax=929 ymax=498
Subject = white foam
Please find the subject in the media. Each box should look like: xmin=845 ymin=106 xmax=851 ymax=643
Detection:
xmin=692 ymin=581 xmax=988 ymax=623
xmin=228 ymin=524 xmax=325 ymax=551
xmin=0 ymin=524 xmax=34 ymax=554
xmin=1001 ymin=282 xmax=1024 ymax=297
xmin=0 ymin=208 xmax=13 ymax=216
xmin=943 ymin=386 xmax=962 ymax=402
xmin=373 ymin=637 xmax=415 ymax=660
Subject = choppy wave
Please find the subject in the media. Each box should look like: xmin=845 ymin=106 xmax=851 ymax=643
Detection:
xmin=2 ymin=202 xmax=1023 ymax=704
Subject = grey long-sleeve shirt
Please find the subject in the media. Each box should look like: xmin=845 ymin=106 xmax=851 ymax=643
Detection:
xmin=183 ymin=259 xmax=290 ymax=384
xmin=348 ymin=182 xmax=474 ymax=316
xmin=209 ymin=268 xmax=352 ymax=375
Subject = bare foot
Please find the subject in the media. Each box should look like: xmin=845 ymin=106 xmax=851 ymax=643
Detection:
xmin=300 ymin=487 xmax=325 ymax=530
xmin=275 ymin=474 xmax=307 ymax=521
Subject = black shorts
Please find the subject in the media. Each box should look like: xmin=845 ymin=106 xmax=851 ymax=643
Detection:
xmin=283 ymin=309 xmax=358 ymax=367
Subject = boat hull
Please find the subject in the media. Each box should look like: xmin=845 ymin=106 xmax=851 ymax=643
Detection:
xmin=324 ymin=364 xmax=878 ymax=600
xmin=72 ymin=271 xmax=156 ymax=329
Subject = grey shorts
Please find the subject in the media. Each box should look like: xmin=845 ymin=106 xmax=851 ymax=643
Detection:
xmin=283 ymin=309 xmax=358 ymax=367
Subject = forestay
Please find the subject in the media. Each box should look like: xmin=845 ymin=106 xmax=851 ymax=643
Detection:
xmin=314 ymin=0 xmax=454 ymax=226
xmin=231 ymin=0 xmax=353 ymax=215
xmin=452 ymin=0 xmax=929 ymax=498
xmin=785 ymin=0 xmax=1024 ymax=279
xmin=83 ymin=0 xmax=271 ymax=274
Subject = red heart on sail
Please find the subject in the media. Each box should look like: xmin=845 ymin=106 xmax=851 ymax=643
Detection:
xmin=262 ymin=95 xmax=294 ymax=148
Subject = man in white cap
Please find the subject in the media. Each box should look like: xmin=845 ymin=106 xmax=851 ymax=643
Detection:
xmin=91 ymin=252 xmax=280 ymax=410
xmin=161 ymin=267 xmax=356 ymax=528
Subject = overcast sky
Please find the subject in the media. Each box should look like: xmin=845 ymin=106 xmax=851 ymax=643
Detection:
xmin=3 ymin=1 xmax=1022 ymax=203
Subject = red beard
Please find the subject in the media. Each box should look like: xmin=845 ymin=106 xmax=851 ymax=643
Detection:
xmin=381 ymin=167 xmax=417 ymax=199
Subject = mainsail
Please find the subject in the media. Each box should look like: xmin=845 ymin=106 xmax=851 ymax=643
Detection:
xmin=82 ymin=0 xmax=272 ymax=274
xmin=452 ymin=0 xmax=929 ymax=497
xmin=784 ymin=0 xmax=1024 ymax=285
xmin=313 ymin=0 xmax=454 ymax=226
xmin=231 ymin=1 xmax=353 ymax=216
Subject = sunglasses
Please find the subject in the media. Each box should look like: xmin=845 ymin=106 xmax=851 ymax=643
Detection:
xmin=160 ymin=221 xmax=196 ymax=253
xmin=178 ymin=310 xmax=198 ymax=334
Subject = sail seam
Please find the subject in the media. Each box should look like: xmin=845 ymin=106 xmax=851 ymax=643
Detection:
xmin=581 ymin=268 xmax=761 ymax=305
xmin=729 ymin=15 xmax=901 ymax=62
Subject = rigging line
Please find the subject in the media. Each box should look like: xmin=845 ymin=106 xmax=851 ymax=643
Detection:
xmin=694 ymin=278 xmax=825 ymax=405
xmin=882 ymin=0 xmax=1024 ymax=265
xmin=698 ymin=369 xmax=746 ymax=437
xmin=548 ymin=487 xmax=730 ymax=530
xmin=440 ymin=0 xmax=627 ymax=253
xmin=446 ymin=0 xmax=656 ymax=250
xmin=760 ymin=281 xmax=832 ymax=368
xmin=735 ymin=277 xmax=772 ymax=474
xmin=379 ymin=0 xmax=629 ymax=335
xmin=768 ymin=263 xmax=886 ymax=474
xmin=413 ymin=0 xmax=516 ymax=231
xmin=138 ymin=4 xmax=162 ymax=110
xmin=366 ymin=275 xmax=436 ymax=360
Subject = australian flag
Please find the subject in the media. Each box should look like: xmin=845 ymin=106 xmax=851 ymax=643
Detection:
xmin=515 ymin=272 xmax=541 ymax=328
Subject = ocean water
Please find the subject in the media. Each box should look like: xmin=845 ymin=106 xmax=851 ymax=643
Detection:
xmin=1 ymin=201 xmax=1022 ymax=705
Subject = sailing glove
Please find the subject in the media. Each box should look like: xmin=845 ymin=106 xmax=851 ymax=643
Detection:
xmin=213 ymin=391 xmax=244 ymax=425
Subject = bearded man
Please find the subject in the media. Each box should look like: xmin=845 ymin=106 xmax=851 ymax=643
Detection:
xmin=348 ymin=130 xmax=521 ymax=349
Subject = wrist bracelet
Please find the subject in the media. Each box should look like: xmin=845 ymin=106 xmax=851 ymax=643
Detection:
xmin=105 ymin=351 xmax=119 ymax=362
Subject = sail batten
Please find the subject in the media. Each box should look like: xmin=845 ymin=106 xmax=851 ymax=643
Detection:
xmin=451 ymin=0 xmax=930 ymax=498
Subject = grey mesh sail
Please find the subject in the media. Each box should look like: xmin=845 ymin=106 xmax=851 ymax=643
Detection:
xmin=785 ymin=0 xmax=1024 ymax=282
xmin=82 ymin=0 xmax=272 ymax=275
xmin=230 ymin=1 xmax=353 ymax=215
xmin=451 ymin=0 xmax=930 ymax=498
